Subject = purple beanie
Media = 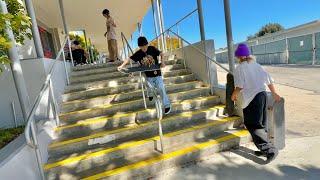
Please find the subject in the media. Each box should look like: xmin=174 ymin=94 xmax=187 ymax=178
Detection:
xmin=235 ymin=43 xmax=250 ymax=57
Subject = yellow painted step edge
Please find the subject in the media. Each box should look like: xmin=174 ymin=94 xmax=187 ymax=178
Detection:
xmin=56 ymin=104 xmax=225 ymax=132
xmin=82 ymin=130 xmax=249 ymax=180
xmin=60 ymin=90 xmax=213 ymax=117
xmin=44 ymin=115 xmax=238 ymax=170
xmin=50 ymin=104 xmax=221 ymax=149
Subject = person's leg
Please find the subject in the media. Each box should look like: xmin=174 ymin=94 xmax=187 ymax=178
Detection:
xmin=243 ymin=92 xmax=277 ymax=155
xmin=146 ymin=77 xmax=156 ymax=100
xmin=110 ymin=39 xmax=118 ymax=61
xmin=114 ymin=40 xmax=119 ymax=61
xmin=154 ymin=76 xmax=171 ymax=109
xmin=107 ymin=39 xmax=114 ymax=62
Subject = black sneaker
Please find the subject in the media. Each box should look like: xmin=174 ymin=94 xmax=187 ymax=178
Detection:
xmin=266 ymin=150 xmax=278 ymax=163
xmin=254 ymin=151 xmax=266 ymax=157
xmin=164 ymin=107 xmax=171 ymax=115
xmin=148 ymin=97 xmax=153 ymax=101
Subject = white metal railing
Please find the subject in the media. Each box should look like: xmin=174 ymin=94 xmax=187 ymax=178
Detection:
xmin=24 ymin=36 xmax=71 ymax=180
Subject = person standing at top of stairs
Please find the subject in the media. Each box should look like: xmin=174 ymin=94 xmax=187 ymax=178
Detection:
xmin=102 ymin=9 xmax=119 ymax=62
xmin=118 ymin=36 xmax=172 ymax=114
xmin=231 ymin=43 xmax=282 ymax=163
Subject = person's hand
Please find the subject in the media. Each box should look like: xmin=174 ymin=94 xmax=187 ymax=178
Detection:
xmin=117 ymin=65 xmax=123 ymax=71
xmin=231 ymin=92 xmax=238 ymax=102
xmin=160 ymin=62 xmax=165 ymax=68
xmin=272 ymin=92 xmax=281 ymax=102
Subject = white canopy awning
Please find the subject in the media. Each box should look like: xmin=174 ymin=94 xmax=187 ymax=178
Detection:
xmin=31 ymin=0 xmax=151 ymax=52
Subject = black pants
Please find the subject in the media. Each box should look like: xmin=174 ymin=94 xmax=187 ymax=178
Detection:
xmin=243 ymin=91 xmax=276 ymax=154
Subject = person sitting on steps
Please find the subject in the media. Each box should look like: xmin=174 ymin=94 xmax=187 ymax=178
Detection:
xmin=117 ymin=36 xmax=172 ymax=115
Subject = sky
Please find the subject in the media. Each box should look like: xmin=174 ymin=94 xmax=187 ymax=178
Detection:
xmin=132 ymin=0 xmax=320 ymax=49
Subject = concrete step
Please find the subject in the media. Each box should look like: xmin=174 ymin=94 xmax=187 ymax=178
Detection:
xmin=62 ymin=74 xmax=197 ymax=102
xmin=49 ymin=105 xmax=235 ymax=157
xmin=59 ymin=87 xmax=212 ymax=122
xmin=56 ymin=104 xmax=226 ymax=142
xmin=46 ymin=129 xmax=250 ymax=180
xmin=70 ymin=59 xmax=183 ymax=77
xmin=61 ymin=81 xmax=205 ymax=113
xmin=71 ymin=61 xmax=122 ymax=71
xmin=69 ymin=64 xmax=186 ymax=84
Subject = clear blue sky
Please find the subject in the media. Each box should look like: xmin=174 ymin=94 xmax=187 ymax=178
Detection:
xmin=132 ymin=0 xmax=320 ymax=49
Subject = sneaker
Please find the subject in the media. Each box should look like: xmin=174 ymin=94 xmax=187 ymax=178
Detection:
xmin=254 ymin=151 xmax=266 ymax=157
xmin=266 ymin=150 xmax=278 ymax=163
xmin=164 ymin=106 xmax=171 ymax=115
xmin=148 ymin=97 xmax=153 ymax=101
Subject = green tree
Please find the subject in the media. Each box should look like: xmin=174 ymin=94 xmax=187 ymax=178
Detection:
xmin=0 ymin=0 xmax=32 ymax=73
xmin=247 ymin=23 xmax=284 ymax=40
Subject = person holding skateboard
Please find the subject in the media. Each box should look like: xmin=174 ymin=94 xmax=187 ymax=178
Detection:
xmin=231 ymin=43 xmax=281 ymax=163
xmin=118 ymin=36 xmax=171 ymax=114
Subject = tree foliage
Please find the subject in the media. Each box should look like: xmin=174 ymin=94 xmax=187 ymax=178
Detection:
xmin=0 ymin=0 xmax=31 ymax=73
xmin=247 ymin=23 xmax=284 ymax=40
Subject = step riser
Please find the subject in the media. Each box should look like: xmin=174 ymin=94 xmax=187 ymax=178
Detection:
xmin=61 ymin=81 xmax=204 ymax=113
xmin=51 ymin=108 xmax=221 ymax=157
xmin=71 ymin=64 xmax=186 ymax=80
xmin=64 ymin=73 xmax=196 ymax=94
xmin=59 ymin=89 xmax=211 ymax=122
xmin=46 ymin=118 xmax=241 ymax=176
xmin=105 ymin=135 xmax=250 ymax=180
xmin=47 ymin=130 xmax=249 ymax=180
xmin=63 ymin=74 xmax=196 ymax=102
xmin=70 ymin=72 xmax=127 ymax=84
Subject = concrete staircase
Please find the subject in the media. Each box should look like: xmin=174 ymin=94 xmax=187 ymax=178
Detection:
xmin=45 ymin=59 xmax=250 ymax=179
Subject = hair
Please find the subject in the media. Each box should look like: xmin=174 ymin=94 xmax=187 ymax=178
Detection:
xmin=102 ymin=9 xmax=109 ymax=15
xmin=137 ymin=36 xmax=148 ymax=46
xmin=237 ymin=55 xmax=255 ymax=63
xmin=73 ymin=40 xmax=80 ymax=46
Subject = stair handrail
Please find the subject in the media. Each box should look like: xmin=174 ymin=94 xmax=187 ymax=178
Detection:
xmin=24 ymin=35 xmax=71 ymax=180
xmin=120 ymin=32 xmax=165 ymax=153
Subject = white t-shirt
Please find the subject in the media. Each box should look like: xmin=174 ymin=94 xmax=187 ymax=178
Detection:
xmin=106 ymin=17 xmax=117 ymax=40
xmin=234 ymin=60 xmax=274 ymax=109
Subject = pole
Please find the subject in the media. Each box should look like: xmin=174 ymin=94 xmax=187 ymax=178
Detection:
xmin=0 ymin=0 xmax=30 ymax=120
xmin=312 ymin=33 xmax=316 ymax=65
xmin=89 ymin=38 xmax=94 ymax=63
xmin=223 ymin=0 xmax=235 ymax=73
xmin=196 ymin=0 xmax=206 ymax=41
xmin=196 ymin=0 xmax=213 ymax=94
xmin=83 ymin=29 xmax=91 ymax=63
xmin=151 ymin=0 xmax=161 ymax=49
xmin=58 ymin=0 xmax=74 ymax=66
xmin=138 ymin=22 xmax=143 ymax=36
xmin=24 ymin=0 xmax=44 ymax=58
xmin=156 ymin=0 xmax=166 ymax=52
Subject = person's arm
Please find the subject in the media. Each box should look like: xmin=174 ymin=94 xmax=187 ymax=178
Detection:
xmin=118 ymin=58 xmax=131 ymax=70
xmin=231 ymin=67 xmax=244 ymax=102
xmin=231 ymin=87 xmax=242 ymax=101
xmin=268 ymin=84 xmax=281 ymax=102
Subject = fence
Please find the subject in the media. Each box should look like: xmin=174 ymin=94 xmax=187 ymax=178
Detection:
xmin=216 ymin=32 xmax=320 ymax=65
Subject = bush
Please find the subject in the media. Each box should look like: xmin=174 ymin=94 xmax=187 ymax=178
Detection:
xmin=0 ymin=0 xmax=31 ymax=73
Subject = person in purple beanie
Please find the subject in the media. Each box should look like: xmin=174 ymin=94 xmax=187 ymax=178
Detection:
xmin=231 ymin=43 xmax=281 ymax=163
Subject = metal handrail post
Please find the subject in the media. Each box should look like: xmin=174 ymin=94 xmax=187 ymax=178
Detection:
xmin=67 ymin=36 xmax=74 ymax=66
xmin=30 ymin=120 xmax=45 ymax=180
xmin=140 ymin=73 xmax=148 ymax=109
xmin=49 ymin=79 xmax=60 ymax=126
xmin=61 ymin=49 xmax=70 ymax=85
